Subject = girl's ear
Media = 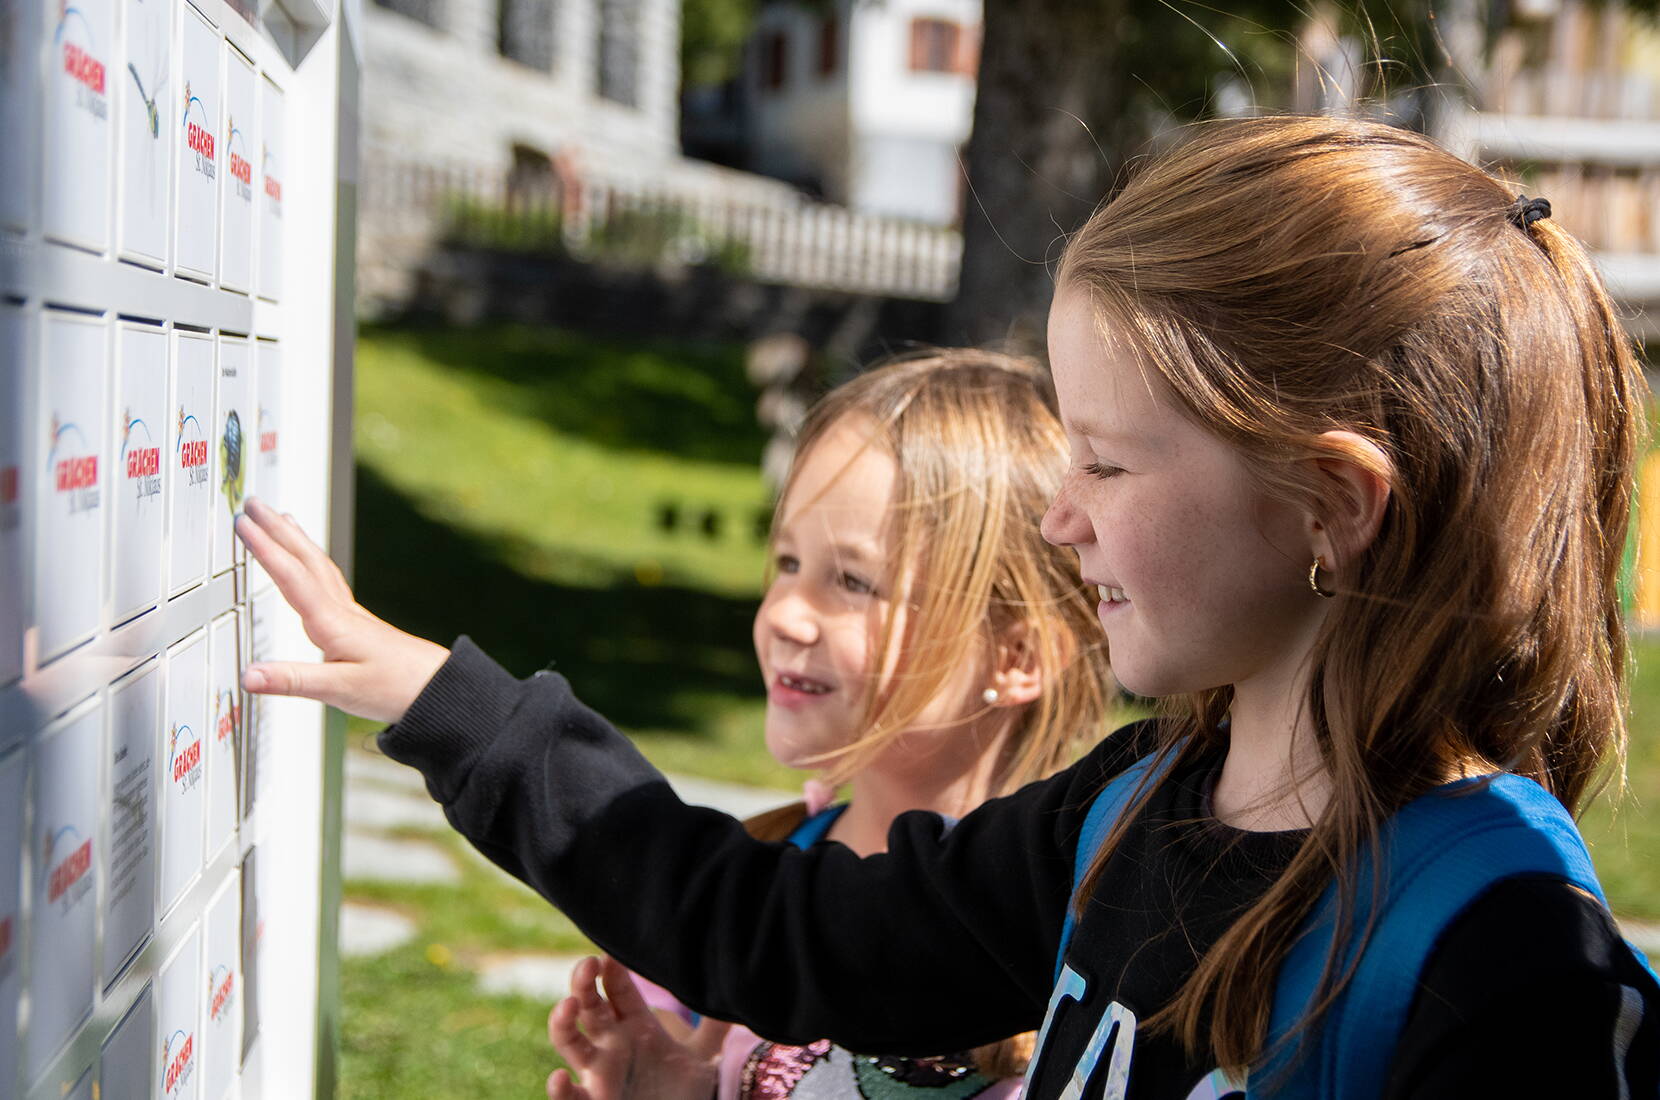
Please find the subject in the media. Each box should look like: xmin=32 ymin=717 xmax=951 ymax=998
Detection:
xmin=1307 ymin=430 xmax=1393 ymax=569
xmin=988 ymin=620 xmax=1052 ymax=708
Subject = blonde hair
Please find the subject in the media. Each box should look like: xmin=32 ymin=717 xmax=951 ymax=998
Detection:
xmin=770 ymin=348 xmax=1114 ymax=798
xmin=1057 ymin=115 xmax=1643 ymax=1073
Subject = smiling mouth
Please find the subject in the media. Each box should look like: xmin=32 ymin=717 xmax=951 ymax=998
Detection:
xmin=777 ymin=672 xmax=832 ymax=695
xmin=1098 ymin=584 xmax=1129 ymax=604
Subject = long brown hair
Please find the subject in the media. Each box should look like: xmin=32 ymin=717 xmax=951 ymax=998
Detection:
xmin=772 ymin=348 xmax=1115 ymax=797
xmin=1057 ymin=115 xmax=1643 ymax=1072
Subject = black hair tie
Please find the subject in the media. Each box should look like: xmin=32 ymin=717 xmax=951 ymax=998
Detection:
xmin=1510 ymin=194 xmax=1552 ymax=230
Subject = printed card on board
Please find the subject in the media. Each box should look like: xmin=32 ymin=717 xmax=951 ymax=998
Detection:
xmin=175 ymin=4 xmax=220 ymax=281
xmin=0 ymin=0 xmax=40 ymax=230
xmin=0 ymin=306 xmax=24 ymax=687
xmin=27 ymin=701 xmax=102 ymax=1081
xmin=207 ymin=609 xmax=241 ymax=859
xmin=162 ymin=631 xmax=208 ymax=914
xmin=43 ymin=0 xmax=114 ymax=250
xmin=120 ymin=0 xmax=174 ymax=265
xmin=170 ymin=332 xmax=214 ymax=594
xmin=113 ymin=324 xmax=167 ymax=622
xmin=39 ymin=313 xmax=108 ymax=663
xmin=105 ymin=660 xmax=160 ymax=988
xmin=157 ymin=924 xmax=202 ymax=1100
xmin=220 ymin=47 xmax=256 ymax=293
xmin=100 ymin=985 xmax=155 ymax=1100
xmin=202 ymin=872 xmax=241 ymax=1100
xmin=212 ymin=336 xmax=251 ymax=575
xmin=258 ymin=76 xmax=283 ymax=300
xmin=0 ymin=748 xmax=24 ymax=1097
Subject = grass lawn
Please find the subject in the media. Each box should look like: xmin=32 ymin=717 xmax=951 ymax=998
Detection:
xmin=341 ymin=321 xmax=1660 ymax=1097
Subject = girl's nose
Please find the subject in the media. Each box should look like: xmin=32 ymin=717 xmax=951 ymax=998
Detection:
xmin=765 ymin=591 xmax=819 ymax=647
xmin=1041 ymin=477 xmax=1089 ymax=547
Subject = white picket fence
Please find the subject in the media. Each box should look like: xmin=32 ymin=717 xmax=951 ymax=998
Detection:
xmin=360 ymin=155 xmax=963 ymax=302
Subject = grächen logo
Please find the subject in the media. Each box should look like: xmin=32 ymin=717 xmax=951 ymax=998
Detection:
xmin=40 ymin=824 xmax=93 ymax=913
xmin=0 ymin=460 xmax=18 ymax=533
xmin=161 ymin=1028 xmax=195 ymax=1095
xmin=208 ymin=963 xmax=236 ymax=1022
xmin=182 ymin=81 xmax=214 ymax=180
xmin=258 ymin=405 xmax=277 ymax=466
xmin=121 ymin=408 xmax=162 ymax=505
xmin=177 ymin=405 xmax=209 ymax=489
xmin=169 ymin=722 xmax=202 ymax=791
xmin=262 ymin=145 xmax=282 ymax=213
xmin=227 ymin=114 xmax=252 ymax=202
xmin=49 ymin=414 xmax=99 ymax=514
xmin=55 ymin=0 xmax=109 ymax=120
xmin=214 ymin=687 xmax=240 ymax=745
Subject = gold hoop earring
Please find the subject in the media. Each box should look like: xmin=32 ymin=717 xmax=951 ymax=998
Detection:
xmin=1309 ymin=556 xmax=1336 ymax=599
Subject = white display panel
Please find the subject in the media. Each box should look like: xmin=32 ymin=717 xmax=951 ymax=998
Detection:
xmin=38 ymin=313 xmax=108 ymax=664
xmin=158 ymin=924 xmax=201 ymax=1100
xmin=26 ymin=700 xmax=102 ymax=1083
xmin=120 ymin=0 xmax=176 ymax=266
xmin=201 ymin=873 xmax=240 ymax=1100
xmin=175 ymin=3 xmax=221 ymax=281
xmin=0 ymin=0 xmax=40 ymax=231
xmin=0 ymin=307 xmax=25 ymax=686
xmin=0 ymin=749 xmax=25 ymax=1098
xmin=221 ymin=48 xmax=256 ymax=293
xmin=206 ymin=610 xmax=240 ymax=860
xmin=212 ymin=336 xmax=250 ymax=576
xmin=162 ymin=631 xmax=207 ymax=914
xmin=101 ymin=985 xmax=155 ymax=1100
xmin=240 ymin=593 xmax=275 ymax=820
xmin=257 ymin=78 xmax=284 ymax=300
xmin=105 ymin=660 xmax=159 ymax=987
xmin=113 ymin=323 xmax=168 ymax=622
xmin=170 ymin=331 xmax=214 ymax=594
xmin=42 ymin=0 xmax=115 ymax=251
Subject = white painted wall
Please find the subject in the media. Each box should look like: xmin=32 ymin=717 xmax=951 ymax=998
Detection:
xmin=746 ymin=3 xmax=852 ymax=196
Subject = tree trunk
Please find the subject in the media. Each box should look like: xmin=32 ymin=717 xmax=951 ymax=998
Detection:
xmin=945 ymin=0 xmax=1133 ymax=351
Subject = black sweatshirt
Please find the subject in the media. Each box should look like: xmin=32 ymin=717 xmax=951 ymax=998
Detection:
xmin=381 ymin=637 xmax=1660 ymax=1099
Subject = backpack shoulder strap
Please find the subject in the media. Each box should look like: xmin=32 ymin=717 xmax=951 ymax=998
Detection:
xmin=1053 ymin=743 xmax=1182 ymax=984
xmin=1262 ymin=774 xmax=1657 ymax=1100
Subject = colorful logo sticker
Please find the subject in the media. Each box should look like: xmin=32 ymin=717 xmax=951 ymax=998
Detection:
xmin=182 ymin=81 xmax=214 ymax=179
xmin=55 ymin=0 xmax=107 ymax=119
xmin=262 ymin=143 xmax=282 ymax=209
xmin=121 ymin=407 xmax=161 ymax=504
xmin=178 ymin=405 xmax=208 ymax=486
xmin=208 ymin=963 xmax=235 ymax=1021
xmin=169 ymin=722 xmax=202 ymax=790
xmin=40 ymin=823 xmax=93 ymax=911
xmin=227 ymin=113 xmax=251 ymax=200
xmin=214 ymin=687 xmax=240 ymax=746
xmin=161 ymin=1027 xmax=195 ymax=1095
xmin=49 ymin=413 xmax=99 ymax=513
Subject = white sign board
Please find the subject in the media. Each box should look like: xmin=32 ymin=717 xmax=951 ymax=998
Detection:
xmin=257 ymin=78 xmax=284 ymax=300
xmin=221 ymin=47 xmax=257 ymax=293
xmin=212 ymin=336 xmax=250 ymax=575
xmin=113 ymin=323 xmax=168 ymax=622
xmin=27 ymin=701 xmax=102 ymax=1080
xmin=162 ymin=632 xmax=207 ymax=914
xmin=42 ymin=0 xmax=115 ymax=250
xmin=38 ymin=314 xmax=108 ymax=663
xmin=157 ymin=925 xmax=202 ymax=1100
xmin=120 ymin=0 xmax=175 ymax=266
xmin=100 ymin=986 xmax=155 ymax=1100
xmin=175 ymin=4 xmax=221 ymax=281
xmin=105 ymin=661 xmax=160 ymax=986
xmin=0 ymin=307 xmax=24 ymax=686
xmin=170 ymin=332 xmax=215 ymax=594
xmin=0 ymin=749 xmax=25 ymax=1097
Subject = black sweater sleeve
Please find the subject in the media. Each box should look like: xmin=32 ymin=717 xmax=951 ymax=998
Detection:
xmin=378 ymin=636 xmax=1148 ymax=1054
xmin=1382 ymin=876 xmax=1660 ymax=1098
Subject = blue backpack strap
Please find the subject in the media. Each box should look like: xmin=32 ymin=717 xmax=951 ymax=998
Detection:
xmin=1054 ymin=744 xmax=1183 ymax=984
xmin=1260 ymin=773 xmax=1658 ymax=1100
xmin=786 ymin=804 xmax=846 ymax=849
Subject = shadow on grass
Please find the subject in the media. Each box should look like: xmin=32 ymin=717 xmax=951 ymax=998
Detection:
xmin=353 ymin=461 xmax=760 ymax=733
xmin=362 ymin=322 xmax=768 ymax=468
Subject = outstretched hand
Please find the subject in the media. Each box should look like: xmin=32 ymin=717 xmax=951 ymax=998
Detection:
xmin=547 ymin=956 xmax=729 ymax=1100
xmin=234 ymin=496 xmax=450 ymax=723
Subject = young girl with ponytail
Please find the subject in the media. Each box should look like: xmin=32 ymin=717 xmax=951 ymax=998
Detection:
xmin=238 ymin=115 xmax=1660 ymax=1097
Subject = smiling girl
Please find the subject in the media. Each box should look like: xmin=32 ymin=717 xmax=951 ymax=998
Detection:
xmin=239 ymin=115 xmax=1659 ymax=1097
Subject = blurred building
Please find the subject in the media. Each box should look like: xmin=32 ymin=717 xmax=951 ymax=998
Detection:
xmin=683 ymin=0 xmax=980 ymax=226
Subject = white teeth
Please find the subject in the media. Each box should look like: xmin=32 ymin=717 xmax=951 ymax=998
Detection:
xmin=1097 ymin=585 xmax=1127 ymax=604
xmin=780 ymin=674 xmax=830 ymax=694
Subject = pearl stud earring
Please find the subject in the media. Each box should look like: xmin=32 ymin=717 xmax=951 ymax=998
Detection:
xmin=982 ymin=688 xmax=1000 ymax=705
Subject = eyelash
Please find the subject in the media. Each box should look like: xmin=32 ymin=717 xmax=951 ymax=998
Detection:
xmin=774 ymin=555 xmax=878 ymax=597
xmin=1082 ymin=461 xmax=1123 ymax=480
